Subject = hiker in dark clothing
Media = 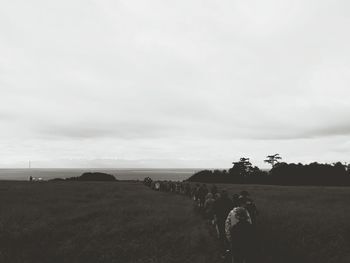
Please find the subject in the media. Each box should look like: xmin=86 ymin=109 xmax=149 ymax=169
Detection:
xmin=210 ymin=184 xmax=218 ymax=196
xmin=213 ymin=190 xmax=233 ymax=252
xmin=239 ymin=191 xmax=253 ymax=203
xmin=232 ymin=193 xmax=240 ymax=208
xmin=198 ymin=184 xmax=208 ymax=208
xmin=204 ymin=192 xmax=215 ymax=224
xmin=238 ymin=191 xmax=258 ymax=224
xmin=184 ymin=182 xmax=191 ymax=197
xmin=193 ymin=184 xmax=200 ymax=202
xmin=226 ymin=207 xmax=254 ymax=263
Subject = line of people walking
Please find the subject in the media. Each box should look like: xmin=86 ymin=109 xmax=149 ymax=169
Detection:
xmin=144 ymin=178 xmax=258 ymax=263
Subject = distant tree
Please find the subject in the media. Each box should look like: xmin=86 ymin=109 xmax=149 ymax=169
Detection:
xmin=251 ymin=166 xmax=265 ymax=175
xmin=187 ymin=158 xmax=350 ymax=186
xmin=264 ymin=154 xmax=282 ymax=168
xmin=332 ymin=162 xmax=347 ymax=173
xmin=346 ymin=163 xmax=350 ymax=174
xmin=229 ymin=157 xmax=253 ymax=176
xmin=213 ymin=169 xmax=222 ymax=177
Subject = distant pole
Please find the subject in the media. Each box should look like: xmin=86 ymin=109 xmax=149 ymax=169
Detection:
xmin=29 ymin=160 xmax=31 ymax=169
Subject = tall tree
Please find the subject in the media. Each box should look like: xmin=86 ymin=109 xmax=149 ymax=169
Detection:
xmin=264 ymin=154 xmax=282 ymax=168
xmin=230 ymin=157 xmax=253 ymax=176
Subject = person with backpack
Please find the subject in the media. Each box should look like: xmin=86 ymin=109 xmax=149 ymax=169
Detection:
xmin=238 ymin=191 xmax=258 ymax=224
xmin=225 ymin=206 xmax=253 ymax=263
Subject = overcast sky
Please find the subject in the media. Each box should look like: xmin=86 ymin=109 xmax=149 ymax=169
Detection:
xmin=1 ymin=0 xmax=350 ymax=168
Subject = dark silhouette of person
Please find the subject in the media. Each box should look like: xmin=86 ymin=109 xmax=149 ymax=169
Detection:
xmin=238 ymin=191 xmax=258 ymax=224
xmin=226 ymin=207 xmax=254 ymax=263
xmin=232 ymin=193 xmax=240 ymax=208
xmin=198 ymin=184 xmax=208 ymax=208
xmin=210 ymin=184 xmax=218 ymax=196
xmin=204 ymin=192 xmax=215 ymax=224
xmin=213 ymin=190 xmax=233 ymax=253
xmin=193 ymin=184 xmax=200 ymax=202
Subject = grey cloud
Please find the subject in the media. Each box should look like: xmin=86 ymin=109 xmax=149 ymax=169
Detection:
xmin=244 ymin=122 xmax=350 ymax=141
xmin=1 ymin=0 xmax=350 ymax=166
xmin=39 ymin=121 xmax=176 ymax=140
xmin=304 ymin=123 xmax=350 ymax=138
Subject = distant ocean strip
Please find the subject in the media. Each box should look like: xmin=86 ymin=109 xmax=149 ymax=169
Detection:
xmin=0 ymin=168 xmax=200 ymax=181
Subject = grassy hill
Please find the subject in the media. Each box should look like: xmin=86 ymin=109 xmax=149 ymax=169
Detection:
xmin=0 ymin=181 xmax=349 ymax=263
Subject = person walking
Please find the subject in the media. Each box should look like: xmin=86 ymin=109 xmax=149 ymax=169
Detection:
xmin=225 ymin=206 xmax=253 ymax=263
xmin=238 ymin=191 xmax=258 ymax=224
xmin=232 ymin=194 xmax=240 ymax=208
xmin=204 ymin=192 xmax=215 ymax=224
xmin=198 ymin=184 xmax=208 ymax=209
xmin=213 ymin=190 xmax=233 ymax=254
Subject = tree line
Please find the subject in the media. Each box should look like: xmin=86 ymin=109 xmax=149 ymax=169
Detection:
xmin=187 ymin=154 xmax=350 ymax=186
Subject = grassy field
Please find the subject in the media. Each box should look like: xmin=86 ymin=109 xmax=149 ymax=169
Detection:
xmin=0 ymin=181 xmax=349 ymax=263
xmin=0 ymin=181 xmax=220 ymax=263
xmin=218 ymin=183 xmax=350 ymax=263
